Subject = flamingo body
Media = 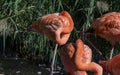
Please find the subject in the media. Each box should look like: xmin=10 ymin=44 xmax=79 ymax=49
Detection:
xmin=85 ymin=12 xmax=120 ymax=59
xmin=60 ymin=39 xmax=103 ymax=75
xmin=31 ymin=11 xmax=74 ymax=45
xmin=85 ymin=12 xmax=120 ymax=42
xmin=99 ymin=54 xmax=120 ymax=75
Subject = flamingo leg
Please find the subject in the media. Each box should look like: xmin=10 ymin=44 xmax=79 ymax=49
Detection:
xmin=107 ymin=43 xmax=114 ymax=75
xmin=109 ymin=42 xmax=115 ymax=59
xmin=50 ymin=44 xmax=58 ymax=75
xmin=109 ymin=45 xmax=114 ymax=59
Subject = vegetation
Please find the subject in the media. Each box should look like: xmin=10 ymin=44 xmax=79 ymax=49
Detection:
xmin=0 ymin=0 xmax=120 ymax=68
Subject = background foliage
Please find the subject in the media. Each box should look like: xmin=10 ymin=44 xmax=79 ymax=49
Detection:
xmin=0 ymin=0 xmax=120 ymax=67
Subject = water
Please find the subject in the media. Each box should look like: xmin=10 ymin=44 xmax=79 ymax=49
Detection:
xmin=0 ymin=58 xmax=51 ymax=75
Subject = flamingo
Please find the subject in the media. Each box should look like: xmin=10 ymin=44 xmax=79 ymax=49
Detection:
xmin=30 ymin=11 xmax=74 ymax=45
xmin=99 ymin=54 xmax=120 ymax=75
xmin=60 ymin=39 xmax=103 ymax=75
xmin=84 ymin=12 xmax=120 ymax=59
xmin=29 ymin=11 xmax=74 ymax=75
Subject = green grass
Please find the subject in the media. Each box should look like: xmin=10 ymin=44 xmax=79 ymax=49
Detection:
xmin=0 ymin=0 xmax=120 ymax=67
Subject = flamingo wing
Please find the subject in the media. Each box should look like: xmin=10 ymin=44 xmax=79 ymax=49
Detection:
xmin=91 ymin=12 xmax=120 ymax=42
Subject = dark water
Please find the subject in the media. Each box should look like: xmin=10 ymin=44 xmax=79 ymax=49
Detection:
xmin=0 ymin=58 xmax=51 ymax=75
xmin=0 ymin=36 xmax=103 ymax=75
xmin=0 ymin=58 xmax=97 ymax=75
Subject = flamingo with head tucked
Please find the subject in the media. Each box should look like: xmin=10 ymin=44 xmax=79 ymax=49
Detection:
xmin=60 ymin=39 xmax=103 ymax=75
xmin=99 ymin=54 xmax=120 ymax=75
xmin=84 ymin=12 xmax=120 ymax=59
xmin=30 ymin=11 xmax=74 ymax=45
xmin=29 ymin=11 xmax=74 ymax=75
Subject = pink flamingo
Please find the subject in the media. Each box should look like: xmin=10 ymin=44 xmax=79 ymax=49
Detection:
xmin=60 ymin=39 xmax=103 ymax=75
xmin=30 ymin=11 xmax=74 ymax=45
xmin=99 ymin=54 xmax=120 ymax=75
xmin=29 ymin=11 xmax=74 ymax=75
xmin=85 ymin=12 xmax=120 ymax=59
